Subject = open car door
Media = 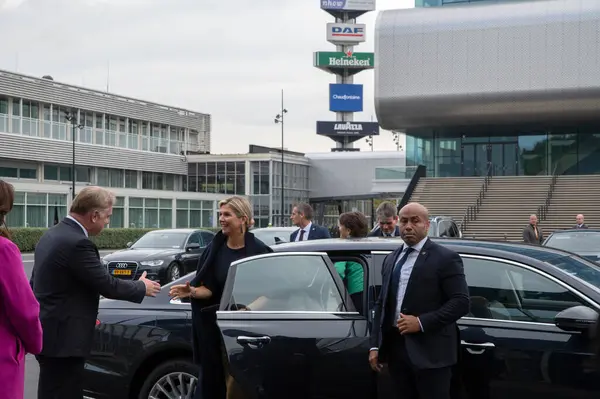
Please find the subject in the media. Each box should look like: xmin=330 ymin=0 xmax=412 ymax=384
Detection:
xmin=216 ymin=252 xmax=374 ymax=399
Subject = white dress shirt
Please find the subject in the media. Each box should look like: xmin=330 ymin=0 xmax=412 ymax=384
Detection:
xmin=392 ymin=237 xmax=428 ymax=328
xmin=295 ymin=222 xmax=312 ymax=242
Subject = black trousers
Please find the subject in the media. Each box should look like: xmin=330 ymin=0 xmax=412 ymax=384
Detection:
xmin=193 ymin=313 xmax=227 ymax=399
xmin=36 ymin=355 xmax=86 ymax=399
xmin=386 ymin=332 xmax=452 ymax=399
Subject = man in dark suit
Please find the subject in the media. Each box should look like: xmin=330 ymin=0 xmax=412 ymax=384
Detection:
xmin=289 ymin=202 xmax=331 ymax=241
xmin=369 ymin=202 xmax=470 ymax=399
xmin=523 ymin=214 xmax=543 ymax=244
xmin=31 ymin=186 xmax=161 ymax=399
xmin=574 ymin=214 xmax=589 ymax=229
xmin=368 ymin=201 xmax=401 ymax=237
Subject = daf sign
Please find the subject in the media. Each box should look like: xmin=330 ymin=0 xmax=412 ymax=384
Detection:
xmin=327 ymin=23 xmax=366 ymax=45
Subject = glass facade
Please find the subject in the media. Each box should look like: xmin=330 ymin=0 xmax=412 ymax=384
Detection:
xmin=185 ymin=161 xmax=245 ymax=195
xmin=0 ymin=95 xmax=198 ymax=155
xmin=5 ymin=192 xmax=67 ymax=228
xmin=175 ymin=200 xmax=215 ymax=228
xmin=405 ymin=126 xmax=600 ymax=177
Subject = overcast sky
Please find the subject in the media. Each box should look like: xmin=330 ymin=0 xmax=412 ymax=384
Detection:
xmin=0 ymin=0 xmax=414 ymax=154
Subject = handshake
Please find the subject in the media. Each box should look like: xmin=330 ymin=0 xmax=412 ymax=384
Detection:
xmin=139 ymin=271 xmax=161 ymax=297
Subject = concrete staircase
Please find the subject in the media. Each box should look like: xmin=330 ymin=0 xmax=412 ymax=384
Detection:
xmin=542 ymin=175 xmax=600 ymax=233
xmin=463 ymin=176 xmax=553 ymax=241
xmin=409 ymin=177 xmax=485 ymax=222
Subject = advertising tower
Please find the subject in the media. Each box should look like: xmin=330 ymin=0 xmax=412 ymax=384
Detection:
xmin=315 ymin=1 xmax=379 ymax=151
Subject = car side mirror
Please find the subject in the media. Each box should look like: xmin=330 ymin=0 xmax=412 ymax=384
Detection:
xmin=126 ymin=241 xmax=133 ymax=248
xmin=554 ymin=305 xmax=599 ymax=333
xmin=186 ymin=243 xmax=201 ymax=252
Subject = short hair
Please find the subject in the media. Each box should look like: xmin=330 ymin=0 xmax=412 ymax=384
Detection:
xmin=339 ymin=211 xmax=369 ymax=238
xmin=219 ymin=196 xmax=254 ymax=229
xmin=376 ymin=202 xmax=397 ymax=220
xmin=0 ymin=179 xmax=15 ymax=239
xmin=70 ymin=186 xmax=116 ymax=215
xmin=294 ymin=202 xmax=313 ymax=220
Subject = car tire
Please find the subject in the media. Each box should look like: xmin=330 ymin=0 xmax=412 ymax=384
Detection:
xmin=166 ymin=262 xmax=182 ymax=283
xmin=138 ymin=358 xmax=199 ymax=399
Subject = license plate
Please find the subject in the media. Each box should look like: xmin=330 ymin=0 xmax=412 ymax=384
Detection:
xmin=113 ymin=269 xmax=132 ymax=276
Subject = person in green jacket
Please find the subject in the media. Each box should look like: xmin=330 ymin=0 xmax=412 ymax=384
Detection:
xmin=335 ymin=211 xmax=369 ymax=315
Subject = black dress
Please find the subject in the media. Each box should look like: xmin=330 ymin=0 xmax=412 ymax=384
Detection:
xmin=189 ymin=231 xmax=272 ymax=399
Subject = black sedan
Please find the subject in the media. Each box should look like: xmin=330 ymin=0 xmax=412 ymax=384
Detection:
xmin=543 ymin=229 xmax=600 ymax=263
xmin=85 ymin=238 xmax=600 ymax=399
xmin=101 ymin=228 xmax=215 ymax=284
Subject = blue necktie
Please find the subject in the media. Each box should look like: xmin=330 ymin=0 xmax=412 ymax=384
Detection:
xmin=390 ymin=247 xmax=415 ymax=322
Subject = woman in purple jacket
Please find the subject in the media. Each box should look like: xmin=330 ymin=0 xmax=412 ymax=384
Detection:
xmin=0 ymin=180 xmax=43 ymax=399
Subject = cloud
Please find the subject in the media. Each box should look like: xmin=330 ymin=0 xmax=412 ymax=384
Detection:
xmin=0 ymin=0 xmax=413 ymax=154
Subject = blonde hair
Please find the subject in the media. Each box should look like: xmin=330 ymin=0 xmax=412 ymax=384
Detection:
xmin=70 ymin=186 xmax=116 ymax=215
xmin=219 ymin=196 xmax=254 ymax=230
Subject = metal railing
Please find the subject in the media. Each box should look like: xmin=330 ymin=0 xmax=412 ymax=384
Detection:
xmin=461 ymin=164 xmax=493 ymax=232
xmin=536 ymin=164 xmax=559 ymax=221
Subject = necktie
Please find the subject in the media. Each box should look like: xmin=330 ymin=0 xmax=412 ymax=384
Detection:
xmin=534 ymin=227 xmax=538 ymax=240
xmin=299 ymin=229 xmax=305 ymax=241
xmin=390 ymin=247 xmax=415 ymax=324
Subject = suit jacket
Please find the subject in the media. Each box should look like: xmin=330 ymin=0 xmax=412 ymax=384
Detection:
xmin=574 ymin=224 xmax=589 ymax=229
xmin=0 ymin=236 xmax=43 ymax=399
xmin=31 ymin=218 xmax=146 ymax=357
xmin=368 ymin=226 xmax=401 ymax=237
xmin=523 ymin=224 xmax=543 ymax=244
xmin=290 ymin=223 xmax=331 ymax=242
xmin=371 ymin=239 xmax=470 ymax=370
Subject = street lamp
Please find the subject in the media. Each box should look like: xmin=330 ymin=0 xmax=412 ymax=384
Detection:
xmin=65 ymin=113 xmax=84 ymax=200
xmin=365 ymin=136 xmax=374 ymax=151
xmin=274 ymin=89 xmax=287 ymax=227
xmin=392 ymin=131 xmax=403 ymax=152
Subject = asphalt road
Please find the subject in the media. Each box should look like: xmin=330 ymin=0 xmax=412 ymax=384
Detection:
xmin=21 ymin=251 xmax=114 ymax=399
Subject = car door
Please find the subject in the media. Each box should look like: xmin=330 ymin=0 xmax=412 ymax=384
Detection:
xmin=216 ymin=252 xmax=374 ymax=399
xmin=181 ymin=232 xmax=202 ymax=274
xmin=458 ymin=254 xmax=600 ymax=399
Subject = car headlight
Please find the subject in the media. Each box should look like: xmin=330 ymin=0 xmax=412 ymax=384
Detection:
xmin=140 ymin=260 xmax=165 ymax=267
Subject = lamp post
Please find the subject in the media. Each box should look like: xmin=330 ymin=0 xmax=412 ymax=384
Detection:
xmin=274 ymin=90 xmax=287 ymax=226
xmin=392 ymin=131 xmax=403 ymax=152
xmin=65 ymin=114 xmax=84 ymax=200
xmin=365 ymin=136 xmax=374 ymax=151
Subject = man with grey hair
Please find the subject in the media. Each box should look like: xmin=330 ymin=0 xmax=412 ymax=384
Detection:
xmin=574 ymin=214 xmax=589 ymax=229
xmin=523 ymin=214 xmax=543 ymax=245
xmin=31 ymin=186 xmax=161 ymax=399
xmin=369 ymin=201 xmax=401 ymax=237
xmin=290 ymin=202 xmax=331 ymax=241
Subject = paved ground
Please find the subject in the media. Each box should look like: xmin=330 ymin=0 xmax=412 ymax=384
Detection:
xmin=21 ymin=250 xmax=114 ymax=399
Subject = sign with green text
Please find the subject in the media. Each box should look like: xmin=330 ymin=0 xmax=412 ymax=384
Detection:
xmin=314 ymin=51 xmax=375 ymax=71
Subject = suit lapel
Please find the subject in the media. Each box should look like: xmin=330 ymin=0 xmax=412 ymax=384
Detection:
xmin=402 ymin=239 xmax=432 ymax=301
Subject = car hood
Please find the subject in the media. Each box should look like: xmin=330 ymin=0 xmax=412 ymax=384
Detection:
xmin=102 ymin=248 xmax=180 ymax=261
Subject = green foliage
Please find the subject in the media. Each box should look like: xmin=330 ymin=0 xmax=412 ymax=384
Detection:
xmin=9 ymin=227 xmax=221 ymax=252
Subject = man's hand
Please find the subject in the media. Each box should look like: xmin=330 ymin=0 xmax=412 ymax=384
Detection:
xmin=369 ymin=350 xmax=382 ymax=372
xmin=397 ymin=313 xmax=421 ymax=334
xmin=169 ymin=281 xmax=192 ymax=299
xmin=139 ymin=271 xmax=161 ymax=297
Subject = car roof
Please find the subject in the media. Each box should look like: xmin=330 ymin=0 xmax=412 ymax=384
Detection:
xmin=252 ymin=227 xmax=297 ymax=231
xmin=272 ymin=237 xmax=578 ymax=266
xmin=548 ymin=229 xmax=600 ymax=234
xmin=146 ymin=228 xmax=212 ymax=234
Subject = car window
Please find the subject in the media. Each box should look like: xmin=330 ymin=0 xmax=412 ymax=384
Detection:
xmin=438 ymin=221 xmax=451 ymax=237
xmin=545 ymin=232 xmax=600 ymax=253
xmin=252 ymin=229 xmax=292 ymax=246
xmin=449 ymin=223 xmax=460 ymax=238
xmin=187 ymin=232 xmax=201 ymax=245
xmin=463 ymin=256 xmax=587 ymax=324
xmin=225 ymin=254 xmax=346 ymax=312
xmin=201 ymin=232 xmax=214 ymax=246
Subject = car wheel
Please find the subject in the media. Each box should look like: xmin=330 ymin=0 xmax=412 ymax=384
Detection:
xmin=166 ymin=262 xmax=181 ymax=282
xmin=138 ymin=358 xmax=199 ymax=399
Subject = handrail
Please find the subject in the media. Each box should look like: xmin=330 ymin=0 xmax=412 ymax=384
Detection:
xmin=537 ymin=164 xmax=559 ymax=221
xmin=461 ymin=163 xmax=493 ymax=232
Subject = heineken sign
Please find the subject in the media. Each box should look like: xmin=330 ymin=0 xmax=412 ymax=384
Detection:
xmin=314 ymin=51 xmax=375 ymax=73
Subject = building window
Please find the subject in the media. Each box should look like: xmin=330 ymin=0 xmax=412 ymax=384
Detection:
xmin=44 ymin=164 xmax=75 ymax=182
xmin=176 ymin=199 xmax=214 ymax=228
xmin=128 ymin=197 xmax=173 ymax=228
xmin=125 ymin=170 xmax=138 ymax=189
xmin=109 ymin=196 xmax=125 ymax=228
xmin=75 ymin=166 xmax=91 ymax=183
xmin=0 ymin=167 xmax=18 ymax=178
xmin=5 ymin=192 xmax=68 ymax=228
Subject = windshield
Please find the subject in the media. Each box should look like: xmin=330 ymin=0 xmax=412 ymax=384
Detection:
xmin=132 ymin=232 xmax=188 ymax=249
xmin=544 ymin=232 xmax=600 ymax=253
xmin=544 ymin=254 xmax=600 ymax=290
xmin=253 ymin=229 xmax=292 ymax=246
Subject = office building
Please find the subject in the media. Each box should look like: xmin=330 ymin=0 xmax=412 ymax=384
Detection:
xmin=0 ymin=69 xmax=216 ymax=228
xmin=376 ymin=0 xmax=600 ymax=177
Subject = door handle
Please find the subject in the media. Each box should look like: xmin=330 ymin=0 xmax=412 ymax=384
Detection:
xmin=237 ymin=335 xmax=271 ymax=348
xmin=461 ymin=340 xmax=495 ymax=355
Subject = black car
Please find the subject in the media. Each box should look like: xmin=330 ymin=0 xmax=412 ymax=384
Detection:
xmin=101 ymin=228 xmax=215 ymax=284
xmin=85 ymin=238 xmax=600 ymax=399
xmin=543 ymin=229 xmax=600 ymax=263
